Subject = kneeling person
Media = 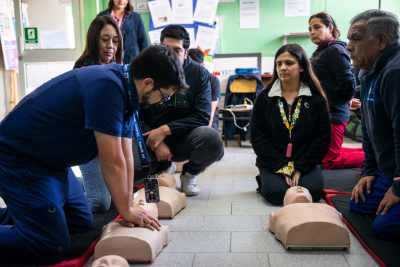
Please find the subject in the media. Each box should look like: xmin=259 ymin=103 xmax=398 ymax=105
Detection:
xmin=0 ymin=45 xmax=187 ymax=264
xmin=138 ymin=25 xmax=223 ymax=196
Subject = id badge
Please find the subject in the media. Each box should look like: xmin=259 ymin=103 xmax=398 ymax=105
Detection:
xmin=144 ymin=178 xmax=160 ymax=203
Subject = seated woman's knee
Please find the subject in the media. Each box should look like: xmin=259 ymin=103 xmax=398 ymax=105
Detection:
xmin=261 ymin=185 xmax=286 ymax=205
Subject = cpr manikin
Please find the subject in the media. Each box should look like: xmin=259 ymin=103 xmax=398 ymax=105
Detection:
xmin=136 ymin=185 xmax=186 ymax=219
xmin=269 ymin=186 xmax=350 ymax=250
xmin=94 ymin=198 xmax=169 ymax=263
xmin=157 ymin=173 xmax=177 ymax=189
xmin=92 ymin=255 xmax=129 ymax=267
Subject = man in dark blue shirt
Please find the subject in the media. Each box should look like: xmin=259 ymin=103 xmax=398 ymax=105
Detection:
xmin=0 ymin=45 xmax=187 ymax=264
xmin=347 ymin=10 xmax=400 ymax=240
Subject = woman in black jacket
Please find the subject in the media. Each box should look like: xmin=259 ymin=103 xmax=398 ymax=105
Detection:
xmin=308 ymin=12 xmax=364 ymax=170
xmin=251 ymin=44 xmax=331 ymax=205
xmin=98 ymin=0 xmax=148 ymax=64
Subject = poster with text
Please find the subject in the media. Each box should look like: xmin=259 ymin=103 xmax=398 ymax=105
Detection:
xmin=0 ymin=7 xmax=18 ymax=70
xmin=193 ymin=0 xmax=219 ymax=25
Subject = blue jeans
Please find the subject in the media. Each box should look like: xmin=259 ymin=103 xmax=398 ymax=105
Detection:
xmin=0 ymin=165 xmax=92 ymax=264
xmin=350 ymin=172 xmax=400 ymax=240
xmin=79 ymin=157 xmax=111 ymax=214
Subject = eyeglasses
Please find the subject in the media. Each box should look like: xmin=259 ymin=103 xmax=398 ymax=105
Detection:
xmin=157 ymin=87 xmax=172 ymax=103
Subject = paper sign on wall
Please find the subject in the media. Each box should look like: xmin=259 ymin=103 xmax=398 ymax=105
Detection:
xmin=240 ymin=0 xmax=259 ymax=29
xmin=171 ymin=0 xmax=193 ymax=24
xmin=193 ymin=0 xmax=219 ymax=25
xmin=149 ymin=0 xmax=173 ymax=28
xmin=195 ymin=26 xmax=218 ymax=55
xmin=0 ymin=7 xmax=18 ymax=70
xmin=285 ymin=0 xmax=310 ymax=17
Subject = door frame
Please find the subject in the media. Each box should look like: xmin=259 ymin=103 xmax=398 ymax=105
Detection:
xmin=13 ymin=0 xmax=83 ymax=97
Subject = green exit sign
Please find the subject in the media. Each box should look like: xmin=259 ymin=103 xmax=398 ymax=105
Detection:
xmin=24 ymin=27 xmax=38 ymax=43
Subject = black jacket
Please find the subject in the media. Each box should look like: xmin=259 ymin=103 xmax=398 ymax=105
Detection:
xmin=98 ymin=10 xmax=148 ymax=64
xmin=140 ymin=56 xmax=211 ymax=136
xmin=310 ymin=40 xmax=356 ymax=123
xmin=73 ymin=57 xmax=97 ymax=69
xmin=250 ymin=80 xmax=331 ymax=174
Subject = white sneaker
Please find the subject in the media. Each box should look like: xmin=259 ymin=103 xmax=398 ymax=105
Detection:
xmin=165 ymin=162 xmax=176 ymax=175
xmin=149 ymin=162 xmax=176 ymax=178
xmin=180 ymin=172 xmax=200 ymax=196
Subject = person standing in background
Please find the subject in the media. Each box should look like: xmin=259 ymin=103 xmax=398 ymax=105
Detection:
xmin=308 ymin=12 xmax=364 ymax=170
xmin=188 ymin=48 xmax=224 ymax=160
xmin=98 ymin=0 xmax=148 ymax=64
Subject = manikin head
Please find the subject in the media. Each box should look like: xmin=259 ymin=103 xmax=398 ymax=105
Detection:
xmin=346 ymin=9 xmax=399 ymax=72
xmin=308 ymin=12 xmax=340 ymax=46
xmin=160 ymin=25 xmax=190 ymax=65
xmin=92 ymin=255 xmax=129 ymax=267
xmin=283 ymin=186 xmax=313 ymax=206
xmin=129 ymin=44 xmax=189 ymax=109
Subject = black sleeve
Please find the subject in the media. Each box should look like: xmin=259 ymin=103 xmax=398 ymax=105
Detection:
xmin=293 ymin=97 xmax=331 ymax=173
xmin=166 ymin=68 xmax=211 ymax=135
xmin=328 ymin=47 xmax=357 ymax=101
xmin=210 ymin=74 xmax=221 ymax=101
xmin=135 ymin=13 xmax=149 ymax=52
xmin=250 ymin=92 xmax=288 ymax=171
xmin=73 ymin=57 xmax=97 ymax=69
xmin=139 ymin=109 xmax=153 ymax=134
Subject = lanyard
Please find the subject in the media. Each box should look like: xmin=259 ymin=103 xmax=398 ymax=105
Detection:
xmin=278 ymin=97 xmax=302 ymax=139
xmin=111 ymin=10 xmax=125 ymax=29
xmin=278 ymin=97 xmax=302 ymax=158
xmin=122 ymin=64 xmax=150 ymax=175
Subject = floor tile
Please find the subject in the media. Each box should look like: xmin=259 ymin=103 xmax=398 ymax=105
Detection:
xmin=196 ymin=179 xmax=233 ymax=190
xmin=234 ymin=180 xmax=258 ymax=190
xmin=268 ymin=253 xmax=349 ymax=267
xmin=163 ymin=232 xmax=230 ymax=253
xmin=234 ymin=166 xmax=259 ymax=173
xmin=231 ymin=232 xmax=287 ymax=253
xmin=214 ymin=173 xmax=258 ymax=181
xmin=131 ymin=252 xmax=195 ymax=267
xmin=216 ymin=159 xmax=254 ymax=167
xmin=193 ymin=253 xmax=270 ymax=267
xmin=203 ymin=166 xmax=235 ymax=174
xmin=209 ymin=190 xmax=259 ymax=202
xmin=232 ymin=201 xmax=280 ymax=215
xmin=185 ymin=191 xmax=210 ymax=202
xmin=177 ymin=201 xmax=232 ymax=216
xmin=202 ymin=215 xmax=262 ymax=232
xmin=344 ymin=254 xmax=381 ymax=267
xmin=159 ymin=216 xmax=204 ymax=232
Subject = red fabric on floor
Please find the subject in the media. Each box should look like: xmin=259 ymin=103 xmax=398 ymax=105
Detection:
xmin=51 ymin=215 xmax=122 ymax=267
xmin=323 ymin=122 xmax=365 ymax=170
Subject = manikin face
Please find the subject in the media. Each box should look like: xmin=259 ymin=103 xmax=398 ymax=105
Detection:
xmin=308 ymin=18 xmax=333 ymax=45
xmin=99 ymin=24 xmax=119 ymax=64
xmin=113 ymin=0 xmax=128 ymax=10
xmin=276 ymin=52 xmax=303 ymax=83
xmin=162 ymin=37 xmax=188 ymax=65
xmin=91 ymin=255 xmax=129 ymax=267
xmin=346 ymin=22 xmax=383 ymax=72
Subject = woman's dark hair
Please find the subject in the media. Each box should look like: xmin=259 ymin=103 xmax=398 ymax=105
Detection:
xmin=107 ymin=0 xmax=134 ymax=15
xmin=309 ymin=12 xmax=340 ymax=39
xmin=160 ymin=25 xmax=190 ymax=50
xmin=75 ymin=16 xmax=123 ymax=65
xmin=267 ymin=44 xmax=328 ymax=105
xmin=130 ymin=44 xmax=189 ymax=94
xmin=188 ymin=48 xmax=204 ymax=64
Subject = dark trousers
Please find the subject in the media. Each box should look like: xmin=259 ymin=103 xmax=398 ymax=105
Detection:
xmin=258 ymin=165 xmax=324 ymax=205
xmin=212 ymin=120 xmax=224 ymax=160
xmin=134 ymin=126 xmax=222 ymax=176
xmin=350 ymin=172 xmax=400 ymax=240
xmin=0 ymin=165 xmax=92 ymax=264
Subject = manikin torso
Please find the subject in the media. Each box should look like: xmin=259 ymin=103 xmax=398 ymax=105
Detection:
xmin=269 ymin=186 xmax=350 ymax=250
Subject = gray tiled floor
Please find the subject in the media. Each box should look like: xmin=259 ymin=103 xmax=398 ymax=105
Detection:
xmin=1 ymin=138 xmax=380 ymax=267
